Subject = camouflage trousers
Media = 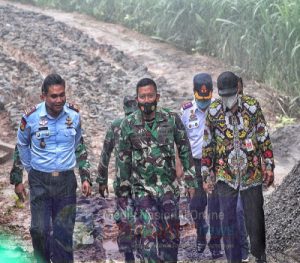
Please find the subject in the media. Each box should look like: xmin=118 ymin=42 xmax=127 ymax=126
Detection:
xmin=117 ymin=192 xmax=180 ymax=263
xmin=114 ymin=197 xmax=135 ymax=254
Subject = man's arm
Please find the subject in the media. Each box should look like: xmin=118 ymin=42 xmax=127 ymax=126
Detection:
xmin=117 ymin=118 xmax=132 ymax=198
xmin=173 ymin=113 xmax=197 ymax=191
xmin=201 ymin=112 xmax=216 ymax=193
xmin=10 ymin=145 xmax=24 ymax=185
xmin=17 ymin=116 xmax=31 ymax=172
xmin=74 ymin=115 xmax=82 ymax=149
xmin=97 ymin=124 xmax=115 ymax=186
xmin=74 ymin=115 xmax=91 ymax=196
xmin=15 ymin=116 xmax=31 ymax=202
xmin=75 ymin=136 xmax=92 ymax=185
xmin=255 ymin=102 xmax=275 ymax=187
xmin=10 ymin=145 xmax=26 ymax=202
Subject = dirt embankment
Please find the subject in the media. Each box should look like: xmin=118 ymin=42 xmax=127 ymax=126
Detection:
xmin=0 ymin=1 xmax=299 ymax=262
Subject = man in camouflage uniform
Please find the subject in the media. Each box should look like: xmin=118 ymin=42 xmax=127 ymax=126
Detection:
xmin=201 ymin=71 xmax=275 ymax=263
xmin=10 ymin=136 xmax=91 ymax=192
xmin=97 ymin=95 xmax=138 ymax=263
xmin=118 ymin=78 xmax=197 ymax=262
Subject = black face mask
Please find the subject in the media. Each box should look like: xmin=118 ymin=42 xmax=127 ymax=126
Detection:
xmin=138 ymin=101 xmax=157 ymax=115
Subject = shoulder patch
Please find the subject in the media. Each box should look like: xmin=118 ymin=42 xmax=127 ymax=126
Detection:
xmin=181 ymin=101 xmax=193 ymax=110
xmin=24 ymin=105 xmax=37 ymax=117
xmin=19 ymin=117 xmax=27 ymax=131
xmin=67 ymin=102 xmax=80 ymax=112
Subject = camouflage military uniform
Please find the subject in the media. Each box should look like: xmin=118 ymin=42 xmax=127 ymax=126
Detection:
xmin=10 ymin=145 xmax=24 ymax=185
xmin=97 ymin=118 xmax=122 ymax=191
xmin=97 ymin=96 xmax=138 ymax=259
xmin=10 ymin=136 xmax=91 ymax=185
xmin=118 ymin=107 xmax=197 ymax=262
xmin=97 ymin=118 xmax=135 ymax=254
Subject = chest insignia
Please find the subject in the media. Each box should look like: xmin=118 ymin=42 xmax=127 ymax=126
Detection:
xmin=65 ymin=116 xmax=73 ymax=128
xmin=39 ymin=117 xmax=48 ymax=127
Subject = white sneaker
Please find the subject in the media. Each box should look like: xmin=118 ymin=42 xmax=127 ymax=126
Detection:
xmin=242 ymin=256 xmax=249 ymax=262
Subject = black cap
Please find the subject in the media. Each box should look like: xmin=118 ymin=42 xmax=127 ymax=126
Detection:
xmin=217 ymin=71 xmax=238 ymax=97
xmin=123 ymin=95 xmax=138 ymax=115
xmin=193 ymin=73 xmax=213 ymax=97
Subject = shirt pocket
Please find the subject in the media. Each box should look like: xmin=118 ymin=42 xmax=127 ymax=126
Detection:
xmin=157 ymin=138 xmax=175 ymax=163
xmin=64 ymin=129 xmax=76 ymax=136
xmin=32 ymin=130 xmax=50 ymax=143
xmin=56 ymin=128 xmax=76 ymax=144
xmin=131 ymin=136 xmax=148 ymax=162
xmin=35 ymin=130 xmax=50 ymax=139
xmin=187 ymin=120 xmax=200 ymax=130
xmin=154 ymin=141 xmax=174 ymax=174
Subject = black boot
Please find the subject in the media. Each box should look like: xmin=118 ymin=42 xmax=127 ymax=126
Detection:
xmin=124 ymin=251 xmax=135 ymax=263
xmin=255 ymin=252 xmax=267 ymax=263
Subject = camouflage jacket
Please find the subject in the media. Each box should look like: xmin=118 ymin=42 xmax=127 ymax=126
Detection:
xmin=117 ymin=108 xmax=197 ymax=198
xmin=97 ymin=118 xmax=123 ymax=188
xmin=201 ymin=95 xmax=275 ymax=190
xmin=10 ymin=136 xmax=91 ymax=185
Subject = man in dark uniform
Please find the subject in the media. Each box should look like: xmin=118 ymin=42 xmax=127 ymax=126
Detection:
xmin=97 ymin=95 xmax=138 ymax=263
xmin=180 ymin=73 xmax=222 ymax=259
xmin=118 ymin=78 xmax=197 ymax=262
xmin=16 ymin=73 xmax=91 ymax=263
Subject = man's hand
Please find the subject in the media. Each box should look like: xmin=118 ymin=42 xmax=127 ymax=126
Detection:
xmin=82 ymin=180 xmax=91 ymax=197
xmin=203 ymin=181 xmax=214 ymax=194
xmin=99 ymin=184 xmax=108 ymax=198
xmin=15 ymin=183 xmax=26 ymax=202
xmin=263 ymin=170 xmax=274 ymax=188
xmin=187 ymin=187 xmax=196 ymax=199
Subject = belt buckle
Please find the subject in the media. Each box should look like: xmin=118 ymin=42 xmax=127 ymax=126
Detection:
xmin=51 ymin=171 xmax=59 ymax=177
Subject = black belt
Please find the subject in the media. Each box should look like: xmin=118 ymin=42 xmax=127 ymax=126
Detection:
xmin=193 ymin=158 xmax=201 ymax=162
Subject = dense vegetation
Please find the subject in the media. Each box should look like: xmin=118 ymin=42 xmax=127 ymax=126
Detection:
xmin=13 ymin=0 xmax=300 ymax=98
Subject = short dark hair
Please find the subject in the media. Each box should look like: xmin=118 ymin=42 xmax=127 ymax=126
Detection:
xmin=42 ymin=73 xmax=65 ymax=94
xmin=136 ymin=78 xmax=157 ymax=95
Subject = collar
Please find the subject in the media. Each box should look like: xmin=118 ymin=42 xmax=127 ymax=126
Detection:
xmin=222 ymin=95 xmax=242 ymax=112
xmin=39 ymin=102 xmax=67 ymax=119
xmin=192 ymin=99 xmax=207 ymax=114
xmin=39 ymin=102 xmax=47 ymax=117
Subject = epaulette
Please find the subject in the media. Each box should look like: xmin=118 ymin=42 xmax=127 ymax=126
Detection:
xmin=181 ymin=101 xmax=193 ymax=110
xmin=67 ymin=102 xmax=80 ymax=113
xmin=24 ymin=105 xmax=37 ymax=117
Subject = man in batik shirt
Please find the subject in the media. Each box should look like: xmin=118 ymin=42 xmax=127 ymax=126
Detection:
xmin=201 ymin=71 xmax=274 ymax=263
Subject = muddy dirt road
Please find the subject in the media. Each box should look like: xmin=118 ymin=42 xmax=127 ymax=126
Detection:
xmin=0 ymin=1 xmax=299 ymax=262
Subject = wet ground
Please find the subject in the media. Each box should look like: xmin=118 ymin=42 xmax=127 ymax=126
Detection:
xmin=0 ymin=1 xmax=299 ymax=262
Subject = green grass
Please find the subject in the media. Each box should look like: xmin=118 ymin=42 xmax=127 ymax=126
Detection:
xmin=10 ymin=0 xmax=300 ymax=100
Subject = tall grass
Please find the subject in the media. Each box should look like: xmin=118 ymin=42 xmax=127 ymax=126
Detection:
xmin=11 ymin=0 xmax=300 ymax=97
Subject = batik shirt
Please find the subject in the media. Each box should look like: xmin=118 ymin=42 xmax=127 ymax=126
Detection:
xmin=201 ymin=95 xmax=275 ymax=190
